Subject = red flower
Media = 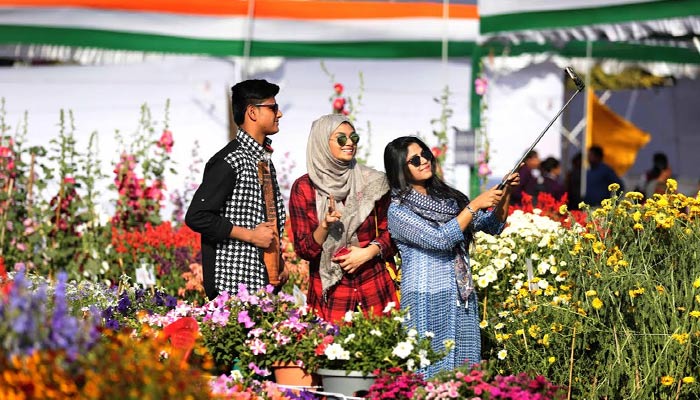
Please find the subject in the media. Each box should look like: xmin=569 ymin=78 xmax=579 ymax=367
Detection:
xmin=158 ymin=129 xmax=174 ymax=153
xmin=0 ymin=146 xmax=10 ymax=157
xmin=333 ymin=83 xmax=344 ymax=95
xmin=63 ymin=177 xmax=76 ymax=185
xmin=332 ymin=97 xmax=346 ymax=111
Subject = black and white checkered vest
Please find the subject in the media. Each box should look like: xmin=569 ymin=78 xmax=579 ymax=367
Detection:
xmin=215 ymin=130 xmax=286 ymax=294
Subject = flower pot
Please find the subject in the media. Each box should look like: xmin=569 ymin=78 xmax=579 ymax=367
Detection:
xmin=272 ymin=363 xmax=320 ymax=388
xmin=317 ymin=368 xmax=376 ymax=397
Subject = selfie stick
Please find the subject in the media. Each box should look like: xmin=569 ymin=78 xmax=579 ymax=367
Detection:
xmin=496 ymin=67 xmax=586 ymax=190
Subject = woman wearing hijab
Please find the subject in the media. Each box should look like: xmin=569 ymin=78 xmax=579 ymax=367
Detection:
xmin=289 ymin=114 xmax=398 ymax=322
xmin=383 ymin=136 xmax=518 ymax=378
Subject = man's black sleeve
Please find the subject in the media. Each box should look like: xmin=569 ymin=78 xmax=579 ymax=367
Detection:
xmin=185 ymin=157 xmax=237 ymax=242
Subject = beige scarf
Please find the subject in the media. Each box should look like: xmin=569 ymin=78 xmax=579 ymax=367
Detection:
xmin=306 ymin=114 xmax=389 ymax=298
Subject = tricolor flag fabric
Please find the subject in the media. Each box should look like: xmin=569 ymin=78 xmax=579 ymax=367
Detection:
xmin=585 ymin=89 xmax=651 ymax=177
xmin=0 ymin=0 xmax=480 ymax=58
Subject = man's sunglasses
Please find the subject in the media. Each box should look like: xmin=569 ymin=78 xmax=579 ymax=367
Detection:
xmin=406 ymin=149 xmax=433 ymax=167
xmin=334 ymin=132 xmax=360 ymax=146
xmin=254 ymin=103 xmax=279 ymax=113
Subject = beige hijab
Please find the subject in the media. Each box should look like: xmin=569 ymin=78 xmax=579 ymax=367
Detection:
xmin=306 ymin=114 xmax=389 ymax=297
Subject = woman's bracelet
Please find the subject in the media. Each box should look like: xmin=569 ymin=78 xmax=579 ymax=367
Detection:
xmin=465 ymin=204 xmax=477 ymax=218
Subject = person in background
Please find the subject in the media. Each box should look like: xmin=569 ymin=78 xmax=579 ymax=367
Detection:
xmin=288 ymin=114 xmax=398 ymax=322
xmin=640 ymin=152 xmax=672 ymax=198
xmin=510 ymin=150 xmax=540 ymax=205
xmin=565 ymin=152 xmax=582 ymax=210
xmin=383 ymin=136 xmax=519 ymax=378
xmin=584 ymin=145 xmax=624 ymax=207
xmin=539 ymin=157 xmax=565 ymax=200
xmin=185 ymin=79 xmax=287 ymax=300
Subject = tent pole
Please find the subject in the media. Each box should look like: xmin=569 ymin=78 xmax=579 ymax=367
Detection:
xmin=242 ymin=0 xmax=257 ymax=80
xmin=580 ymin=40 xmax=593 ymax=202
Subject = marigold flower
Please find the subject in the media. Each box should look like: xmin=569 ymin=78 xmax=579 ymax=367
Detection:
xmin=591 ymin=298 xmax=603 ymax=310
xmin=666 ymin=178 xmax=678 ymax=192
xmin=661 ymin=376 xmax=674 ymax=386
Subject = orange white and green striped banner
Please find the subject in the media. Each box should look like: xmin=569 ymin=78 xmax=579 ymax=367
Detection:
xmin=479 ymin=0 xmax=700 ymax=40
xmin=0 ymin=0 xmax=480 ymax=58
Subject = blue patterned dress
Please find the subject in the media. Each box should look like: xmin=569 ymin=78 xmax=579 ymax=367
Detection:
xmin=388 ymin=201 xmax=504 ymax=378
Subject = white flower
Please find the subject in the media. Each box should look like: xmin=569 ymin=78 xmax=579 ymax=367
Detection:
xmin=537 ymin=262 xmax=551 ymax=275
xmin=370 ymin=329 xmax=382 ymax=336
xmin=498 ymin=349 xmax=508 ymax=360
xmin=424 ymin=331 xmax=435 ymax=338
xmin=537 ymin=279 xmax=549 ymax=289
xmin=477 ymin=276 xmax=490 ymax=288
xmin=383 ymin=302 xmax=396 ymax=313
xmin=230 ymin=370 xmax=244 ymax=381
xmin=343 ymin=333 xmax=356 ymax=344
xmin=407 ymin=358 xmax=416 ymax=371
xmin=494 ymin=323 xmax=505 ymax=330
xmin=419 ymin=349 xmax=431 ymax=368
xmin=343 ymin=310 xmax=354 ymax=322
xmin=407 ymin=328 xmax=418 ymax=338
xmin=392 ymin=341 xmax=414 ymax=359
xmin=393 ymin=316 xmax=405 ymax=323
xmin=325 ymin=343 xmax=350 ymax=360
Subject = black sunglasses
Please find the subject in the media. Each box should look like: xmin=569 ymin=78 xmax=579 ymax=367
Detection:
xmin=334 ymin=132 xmax=360 ymax=146
xmin=406 ymin=149 xmax=433 ymax=167
xmin=254 ymin=103 xmax=279 ymax=113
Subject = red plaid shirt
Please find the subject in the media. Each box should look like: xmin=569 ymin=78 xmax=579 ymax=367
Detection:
xmin=289 ymin=174 xmax=398 ymax=322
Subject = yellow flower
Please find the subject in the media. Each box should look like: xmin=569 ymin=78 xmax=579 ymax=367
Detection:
xmin=666 ymin=178 xmax=678 ymax=192
xmin=633 ymin=223 xmax=644 ymax=231
xmin=538 ymin=334 xmax=550 ymax=347
xmin=479 ymin=320 xmax=489 ymax=329
xmin=592 ymin=241 xmax=606 ymax=255
xmin=592 ymin=298 xmax=603 ymax=310
xmin=682 ymin=377 xmax=695 ymax=384
xmin=632 ymin=211 xmax=641 ymax=222
xmin=528 ymin=325 xmax=541 ymax=338
xmin=661 ymin=376 xmax=675 ymax=386
xmin=558 ymin=204 xmax=568 ymax=215
xmin=515 ymin=329 xmax=525 ymax=336
xmin=625 ymin=191 xmax=644 ymax=201
xmin=608 ymin=183 xmax=620 ymax=192
xmin=548 ymin=356 xmax=556 ymax=364
xmin=690 ymin=311 xmax=700 ymax=318
xmin=694 ymin=278 xmax=700 ymax=289
xmin=672 ymin=333 xmax=689 ymax=345
xmin=585 ymin=290 xmax=597 ymax=297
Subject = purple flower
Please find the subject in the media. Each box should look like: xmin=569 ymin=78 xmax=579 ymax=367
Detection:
xmin=238 ymin=310 xmax=255 ymax=328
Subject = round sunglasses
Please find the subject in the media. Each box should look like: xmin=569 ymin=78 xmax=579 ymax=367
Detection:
xmin=406 ymin=149 xmax=434 ymax=167
xmin=333 ymin=132 xmax=360 ymax=146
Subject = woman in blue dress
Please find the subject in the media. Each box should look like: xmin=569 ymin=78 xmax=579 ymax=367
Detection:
xmin=383 ymin=136 xmax=519 ymax=378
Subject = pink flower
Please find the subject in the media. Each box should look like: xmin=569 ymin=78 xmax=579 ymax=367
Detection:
xmin=333 ymin=97 xmax=346 ymax=111
xmin=0 ymin=146 xmax=10 ymax=157
xmin=334 ymin=83 xmax=344 ymax=94
xmin=478 ymin=162 xmax=492 ymax=177
xmin=475 ymin=77 xmax=488 ymax=96
xmin=63 ymin=177 xmax=76 ymax=185
xmin=158 ymin=129 xmax=174 ymax=153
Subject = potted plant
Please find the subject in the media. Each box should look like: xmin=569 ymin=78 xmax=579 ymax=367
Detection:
xmin=235 ymin=290 xmax=323 ymax=386
xmin=199 ymin=283 xmax=321 ymax=384
xmin=306 ymin=303 xmax=451 ymax=396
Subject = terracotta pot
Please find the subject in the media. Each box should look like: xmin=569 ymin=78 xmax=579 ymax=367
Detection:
xmin=272 ymin=363 xmax=320 ymax=388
